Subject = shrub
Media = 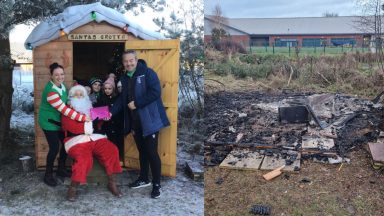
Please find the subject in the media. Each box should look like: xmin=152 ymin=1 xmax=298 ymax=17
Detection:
xmin=205 ymin=48 xmax=224 ymax=62
xmin=214 ymin=63 xmax=231 ymax=76
xmin=204 ymin=61 xmax=217 ymax=71
xmin=215 ymin=40 xmax=247 ymax=54
xmin=254 ymin=63 xmax=273 ymax=79
xmin=258 ymin=54 xmax=287 ymax=64
xmin=239 ymin=54 xmax=259 ymax=64
xmin=211 ymin=28 xmax=228 ymax=45
xmin=230 ymin=63 xmax=247 ymax=78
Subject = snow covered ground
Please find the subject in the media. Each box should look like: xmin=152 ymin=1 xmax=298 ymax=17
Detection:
xmin=10 ymin=109 xmax=34 ymax=134
xmin=11 ymin=66 xmax=34 ymax=134
xmin=0 ymin=152 xmax=204 ymax=216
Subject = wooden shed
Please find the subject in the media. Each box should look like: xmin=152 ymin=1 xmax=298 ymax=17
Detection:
xmin=26 ymin=3 xmax=179 ymax=177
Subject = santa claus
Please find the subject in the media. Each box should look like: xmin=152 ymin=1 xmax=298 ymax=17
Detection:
xmin=61 ymin=85 xmax=122 ymax=202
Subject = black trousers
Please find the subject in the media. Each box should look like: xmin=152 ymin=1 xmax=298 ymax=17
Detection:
xmin=43 ymin=130 xmax=66 ymax=170
xmin=107 ymin=132 xmax=124 ymax=160
xmin=132 ymin=129 xmax=161 ymax=185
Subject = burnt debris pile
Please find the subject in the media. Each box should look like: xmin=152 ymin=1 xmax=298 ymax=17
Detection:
xmin=204 ymin=91 xmax=383 ymax=166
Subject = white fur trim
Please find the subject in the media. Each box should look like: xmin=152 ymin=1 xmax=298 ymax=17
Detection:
xmin=68 ymin=85 xmax=92 ymax=107
xmin=64 ymin=134 xmax=106 ymax=152
xmin=84 ymin=121 xmax=93 ymax=135
xmin=69 ymin=85 xmax=87 ymax=98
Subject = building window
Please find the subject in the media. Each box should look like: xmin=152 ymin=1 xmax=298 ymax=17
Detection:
xmin=302 ymin=38 xmax=326 ymax=47
xmin=275 ymin=38 xmax=298 ymax=47
xmin=330 ymin=38 xmax=356 ymax=46
xmin=250 ymin=37 xmax=269 ymax=46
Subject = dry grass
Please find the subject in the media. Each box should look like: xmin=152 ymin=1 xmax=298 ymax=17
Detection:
xmin=205 ymin=49 xmax=384 ymax=99
xmin=205 ymin=149 xmax=384 ymax=216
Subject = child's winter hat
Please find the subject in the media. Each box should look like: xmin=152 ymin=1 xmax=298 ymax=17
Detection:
xmin=89 ymin=77 xmax=102 ymax=86
xmin=103 ymin=77 xmax=115 ymax=89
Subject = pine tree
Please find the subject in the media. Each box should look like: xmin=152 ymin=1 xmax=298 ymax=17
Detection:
xmin=153 ymin=0 xmax=204 ymax=116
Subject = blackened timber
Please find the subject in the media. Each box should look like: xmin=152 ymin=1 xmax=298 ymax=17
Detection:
xmin=332 ymin=113 xmax=358 ymax=128
xmin=300 ymin=149 xmax=338 ymax=156
xmin=305 ymin=104 xmax=327 ymax=129
xmin=204 ymin=140 xmax=273 ymax=149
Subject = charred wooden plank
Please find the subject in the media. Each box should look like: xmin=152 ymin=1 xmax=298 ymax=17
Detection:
xmin=305 ymin=104 xmax=327 ymax=129
xmin=300 ymin=149 xmax=338 ymax=156
xmin=205 ymin=140 xmax=273 ymax=149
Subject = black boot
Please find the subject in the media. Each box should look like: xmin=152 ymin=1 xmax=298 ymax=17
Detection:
xmin=67 ymin=181 xmax=79 ymax=202
xmin=108 ymin=174 xmax=123 ymax=197
xmin=44 ymin=165 xmax=57 ymax=187
xmin=57 ymin=160 xmax=71 ymax=178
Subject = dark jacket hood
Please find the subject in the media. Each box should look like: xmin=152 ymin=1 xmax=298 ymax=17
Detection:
xmin=138 ymin=59 xmax=147 ymax=67
xmin=133 ymin=59 xmax=148 ymax=77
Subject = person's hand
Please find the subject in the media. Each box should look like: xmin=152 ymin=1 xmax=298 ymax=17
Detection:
xmin=85 ymin=115 xmax=91 ymax=122
xmin=103 ymin=112 xmax=112 ymax=121
xmin=128 ymin=101 xmax=136 ymax=110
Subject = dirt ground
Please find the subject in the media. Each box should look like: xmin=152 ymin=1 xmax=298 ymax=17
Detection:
xmin=204 ymin=74 xmax=384 ymax=215
xmin=205 ymin=149 xmax=384 ymax=216
xmin=0 ymin=127 xmax=204 ymax=216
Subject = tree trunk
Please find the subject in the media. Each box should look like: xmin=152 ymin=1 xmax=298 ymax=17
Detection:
xmin=0 ymin=34 xmax=14 ymax=154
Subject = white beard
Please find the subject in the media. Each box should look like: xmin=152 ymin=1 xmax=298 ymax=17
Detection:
xmin=70 ymin=98 xmax=93 ymax=116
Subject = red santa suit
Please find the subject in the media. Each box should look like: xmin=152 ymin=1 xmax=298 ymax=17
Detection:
xmin=61 ymin=115 xmax=122 ymax=184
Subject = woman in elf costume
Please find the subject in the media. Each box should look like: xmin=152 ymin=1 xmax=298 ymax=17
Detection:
xmin=38 ymin=62 xmax=90 ymax=187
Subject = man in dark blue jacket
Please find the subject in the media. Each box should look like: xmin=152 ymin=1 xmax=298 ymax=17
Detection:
xmin=110 ymin=50 xmax=170 ymax=199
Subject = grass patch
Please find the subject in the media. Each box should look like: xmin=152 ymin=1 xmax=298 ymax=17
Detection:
xmin=205 ymin=49 xmax=384 ymax=98
xmin=249 ymin=46 xmax=371 ymax=57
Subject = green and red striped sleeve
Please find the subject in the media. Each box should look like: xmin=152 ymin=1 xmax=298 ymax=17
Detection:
xmin=47 ymin=92 xmax=85 ymax=122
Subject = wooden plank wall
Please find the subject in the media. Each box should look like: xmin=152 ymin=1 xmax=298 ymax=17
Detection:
xmin=124 ymin=40 xmax=180 ymax=177
xmin=34 ymin=41 xmax=74 ymax=168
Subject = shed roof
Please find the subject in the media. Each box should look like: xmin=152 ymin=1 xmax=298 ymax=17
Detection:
xmin=205 ymin=15 xmax=372 ymax=36
xmin=25 ymin=2 xmax=164 ymax=49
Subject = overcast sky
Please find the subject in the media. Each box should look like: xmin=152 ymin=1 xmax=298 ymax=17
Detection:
xmin=204 ymin=0 xmax=361 ymax=18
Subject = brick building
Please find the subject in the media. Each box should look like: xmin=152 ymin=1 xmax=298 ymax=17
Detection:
xmin=204 ymin=15 xmax=373 ymax=48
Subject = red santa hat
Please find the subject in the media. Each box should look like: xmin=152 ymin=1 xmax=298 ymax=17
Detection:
xmin=103 ymin=77 xmax=115 ymax=89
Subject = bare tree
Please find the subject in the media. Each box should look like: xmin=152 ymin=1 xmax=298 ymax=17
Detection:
xmin=211 ymin=3 xmax=228 ymax=29
xmin=209 ymin=3 xmax=229 ymax=47
xmin=322 ymin=11 xmax=339 ymax=17
xmin=356 ymin=0 xmax=384 ymax=72
xmin=154 ymin=0 xmax=204 ymax=116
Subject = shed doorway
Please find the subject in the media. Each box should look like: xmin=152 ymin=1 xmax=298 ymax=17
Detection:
xmin=73 ymin=42 xmax=125 ymax=84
